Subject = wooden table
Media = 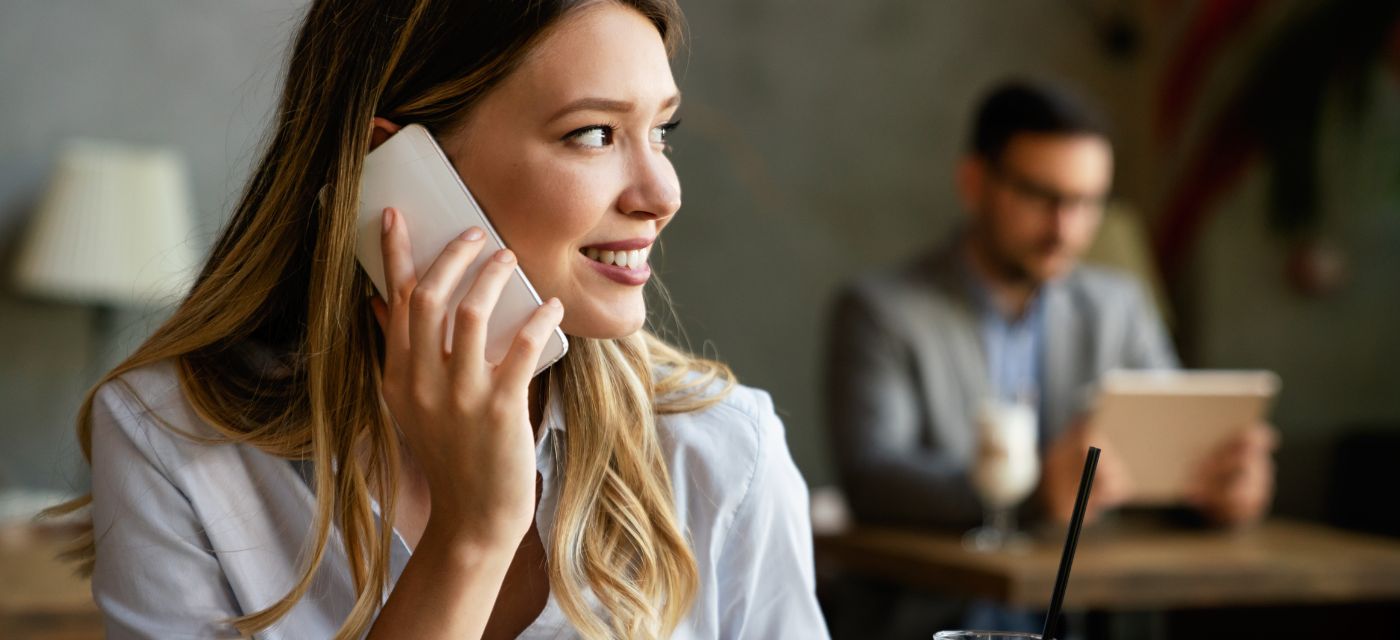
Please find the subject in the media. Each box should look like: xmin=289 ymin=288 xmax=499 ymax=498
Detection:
xmin=815 ymin=519 xmax=1400 ymax=611
xmin=0 ymin=525 xmax=102 ymax=640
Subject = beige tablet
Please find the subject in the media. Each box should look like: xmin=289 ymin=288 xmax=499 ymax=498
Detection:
xmin=1086 ymin=370 xmax=1280 ymax=505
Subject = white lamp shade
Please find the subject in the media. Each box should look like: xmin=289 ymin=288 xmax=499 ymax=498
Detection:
xmin=14 ymin=140 xmax=199 ymax=307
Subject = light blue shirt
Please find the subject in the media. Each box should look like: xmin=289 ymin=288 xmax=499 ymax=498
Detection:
xmin=958 ymin=251 xmax=1051 ymax=457
xmin=89 ymin=358 xmax=829 ymax=639
xmin=961 ymin=258 xmax=1046 ymax=413
xmin=977 ymin=297 xmax=1043 ymax=409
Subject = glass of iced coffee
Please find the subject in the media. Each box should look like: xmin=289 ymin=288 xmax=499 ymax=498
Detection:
xmin=963 ymin=397 xmax=1039 ymax=552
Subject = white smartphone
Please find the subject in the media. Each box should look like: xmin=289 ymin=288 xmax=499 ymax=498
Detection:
xmin=356 ymin=123 xmax=568 ymax=376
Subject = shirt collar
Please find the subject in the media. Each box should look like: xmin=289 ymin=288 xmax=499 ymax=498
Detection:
xmin=957 ymin=238 xmax=1047 ymax=325
xmin=538 ymin=372 xmax=566 ymax=441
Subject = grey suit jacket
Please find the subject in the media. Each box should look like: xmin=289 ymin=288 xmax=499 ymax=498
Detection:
xmin=825 ymin=241 xmax=1178 ymax=529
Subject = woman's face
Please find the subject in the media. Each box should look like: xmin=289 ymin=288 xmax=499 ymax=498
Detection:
xmin=440 ymin=3 xmax=681 ymax=339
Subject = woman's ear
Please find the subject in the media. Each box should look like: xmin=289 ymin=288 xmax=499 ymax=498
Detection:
xmin=369 ymin=117 xmax=403 ymax=152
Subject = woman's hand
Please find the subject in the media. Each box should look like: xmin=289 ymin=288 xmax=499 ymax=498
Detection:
xmin=370 ymin=206 xmax=564 ymax=549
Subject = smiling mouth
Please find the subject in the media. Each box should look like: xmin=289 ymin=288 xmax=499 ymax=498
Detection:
xmin=580 ymin=246 xmax=651 ymax=269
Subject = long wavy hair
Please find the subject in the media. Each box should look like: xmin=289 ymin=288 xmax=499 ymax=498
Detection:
xmin=47 ymin=1 xmax=736 ymax=637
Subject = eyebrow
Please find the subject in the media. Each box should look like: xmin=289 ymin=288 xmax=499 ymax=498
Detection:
xmin=547 ymin=93 xmax=682 ymax=123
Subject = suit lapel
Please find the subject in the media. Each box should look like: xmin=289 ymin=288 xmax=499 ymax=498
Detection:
xmin=1042 ymin=277 xmax=1090 ymax=443
xmin=915 ymin=248 xmax=989 ymax=458
xmin=942 ymin=289 xmax=990 ymax=413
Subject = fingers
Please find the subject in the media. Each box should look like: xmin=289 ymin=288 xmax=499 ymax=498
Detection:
xmin=1212 ymin=423 xmax=1279 ymax=461
xmin=1189 ymin=428 xmax=1276 ymax=519
xmin=450 ymin=249 xmax=519 ymax=374
xmin=375 ymin=207 xmax=560 ymax=405
xmin=1246 ymin=423 xmax=1280 ymax=452
xmin=1198 ymin=424 xmax=1278 ymax=486
xmin=380 ymin=208 xmax=416 ymax=356
xmin=1077 ymin=432 xmax=1130 ymax=494
xmin=1090 ymin=445 xmax=1134 ymax=510
xmin=1061 ymin=418 xmax=1092 ymax=445
xmin=1041 ymin=429 xmax=1132 ymax=525
xmin=1045 ymin=423 xmax=1089 ymax=464
xmin=495 ymin=299 xmax=565 ymax=392
xmin=408 ymin=227 xmax=487 ymax=366
xmin=1196 ymin=454 xmax=1275 ymax=526
xmin=371 ymin=296 xmax=388 ymax=332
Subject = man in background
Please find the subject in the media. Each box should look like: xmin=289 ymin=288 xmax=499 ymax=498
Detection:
xmin=825 ymin=79 xmax=1276 ymax=536
xmin=822 ymin=78 xmax=1278 ymax=637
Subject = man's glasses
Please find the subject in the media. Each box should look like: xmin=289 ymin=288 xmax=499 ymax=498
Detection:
xmin=989 ymin=163 xmax=1107 ymax=215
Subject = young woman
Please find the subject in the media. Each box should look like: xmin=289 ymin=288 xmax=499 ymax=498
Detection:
xmin=58 ymin=1 xmax=828 ymax=638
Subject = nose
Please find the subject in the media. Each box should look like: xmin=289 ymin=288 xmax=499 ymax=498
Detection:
xmin=1050 ymin=196 xmax=1097 ymax=232
xmin=617 ymin=148 xmax=681 ymax=221
xmin=1053 ymin=205 xmax=1076 ymax=237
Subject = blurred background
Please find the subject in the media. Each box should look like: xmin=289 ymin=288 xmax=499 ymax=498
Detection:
xmin=1 ymin=0 xmax=1397 ymax=638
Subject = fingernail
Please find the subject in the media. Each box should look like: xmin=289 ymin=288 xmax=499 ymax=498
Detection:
xmin=382 ymin=208 xmax=394 ymax=233
xmin=548 ymin=298 xmax=562 ymax=308
xmin=462 ymin=227 xmax=484 ymax=241
xmin=495 ymin=249 xmax=515 ymax=263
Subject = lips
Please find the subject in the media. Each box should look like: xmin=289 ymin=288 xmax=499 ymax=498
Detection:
xmin=579 ymin=238 xmax=653 ymax=286
xmin=582 ymin=236 xmax=654 ymax=251
xmin=581 ymin=245 xmax=651 ymax=269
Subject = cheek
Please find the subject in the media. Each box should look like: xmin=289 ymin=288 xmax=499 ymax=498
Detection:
xmin=993 ymin=202 xmax=1046 ymax=247
xmin=473 ymin=156 xmax=613 ymax=295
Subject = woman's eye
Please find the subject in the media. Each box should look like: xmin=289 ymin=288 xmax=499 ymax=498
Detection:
xmin=567 ymin=125 xmax=613 ymax=149
xmin=650 ymin=119 xmax=681 ymax=145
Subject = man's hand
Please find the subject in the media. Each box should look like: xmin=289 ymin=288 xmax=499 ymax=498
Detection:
xmin=1185 ymin=423 xmax=1278 ymax=527
xmin=1039 ymin=419 xmax=1134 ymax=526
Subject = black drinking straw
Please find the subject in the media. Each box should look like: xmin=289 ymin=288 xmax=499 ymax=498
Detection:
xmin=1040 ymin=446 xmax=1100 ymax=640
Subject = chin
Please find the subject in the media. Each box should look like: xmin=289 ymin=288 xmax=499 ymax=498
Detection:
xmin=559 ymin=296 xmax=647 ymax=340
xmin=1027 ymin=255 xmax=1077 ymax=283
xmin=1029 ymin=269 xmax=1064 ymax=285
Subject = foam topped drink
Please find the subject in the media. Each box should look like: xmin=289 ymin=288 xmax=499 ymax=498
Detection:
xmin=964 ymin=398 xmax=1039 ymax=551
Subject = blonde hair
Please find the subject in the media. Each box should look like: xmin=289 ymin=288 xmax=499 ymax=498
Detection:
xmin=48 ymin=0 xmax=737 ymax=637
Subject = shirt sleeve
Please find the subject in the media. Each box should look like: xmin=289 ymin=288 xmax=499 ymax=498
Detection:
xmin=825 ymin=286 xmax=984 ymax=529
xmin=1121 ymin=278 xmax=1180 ymax=370
xmin=89 ymin=380 xmax=244 ymax=639
xmin=716 ymin=394 xmax=831 ymax=640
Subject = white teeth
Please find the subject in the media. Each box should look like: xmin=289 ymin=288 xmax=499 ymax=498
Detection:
xmin=581 ymin=245 xmax=651 ymax=268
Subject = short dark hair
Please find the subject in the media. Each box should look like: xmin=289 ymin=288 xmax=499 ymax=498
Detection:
xmin=969 ymin=79 xmax=1111 ymax=163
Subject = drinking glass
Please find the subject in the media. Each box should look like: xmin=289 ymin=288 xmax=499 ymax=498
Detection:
xmin=963 ymin=397 xmax=1039 ymax=552
xmin=934 ymin=632 xmax=1042 ymax=640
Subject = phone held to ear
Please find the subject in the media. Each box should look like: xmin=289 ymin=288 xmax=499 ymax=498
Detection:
xmin=356 ymin=123 xmax=568 ymax=377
